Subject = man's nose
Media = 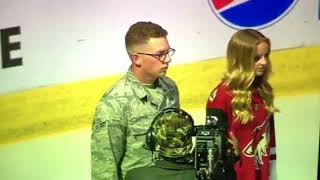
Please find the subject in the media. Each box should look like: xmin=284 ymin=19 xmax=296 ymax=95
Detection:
xmin=163 ymin=55 xmax=172 ymax=64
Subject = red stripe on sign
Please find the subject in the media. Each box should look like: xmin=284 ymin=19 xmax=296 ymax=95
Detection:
xmin=212 ymin=0 xmax=234 ymax=10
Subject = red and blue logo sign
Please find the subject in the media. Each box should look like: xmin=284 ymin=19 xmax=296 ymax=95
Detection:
xmin=208 ymin=0 xmax=298 ymax=29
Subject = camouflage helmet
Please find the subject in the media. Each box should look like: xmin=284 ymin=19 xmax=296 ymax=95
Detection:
xmin=151 ymin=108 xmax=194 ymax=158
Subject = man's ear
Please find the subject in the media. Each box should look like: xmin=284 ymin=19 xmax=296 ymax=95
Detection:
xmin=131 ymin=54 xmax=142 ymax=66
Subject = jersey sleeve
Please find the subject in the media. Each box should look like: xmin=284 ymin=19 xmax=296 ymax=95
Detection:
xmin=269 ymin=115 xmax=276 ymax=161
xmin=206 ymin=85 xmax=230 ymax=134
xmin=206 ymin=85 xmax=239 ymax=175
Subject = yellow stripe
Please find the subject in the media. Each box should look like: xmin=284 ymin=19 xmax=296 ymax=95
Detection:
xmin=0 ymin=46 xmax=319 ymax=144
xmin=168 ymin=46 xmax=320 ymax=110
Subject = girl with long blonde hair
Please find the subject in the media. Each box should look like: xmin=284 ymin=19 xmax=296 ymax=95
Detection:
xmin=206 ymin=29 xmax=278 ymax=180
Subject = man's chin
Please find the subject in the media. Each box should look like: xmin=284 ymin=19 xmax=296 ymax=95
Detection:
xmin=159 ymin=69 xmax=167 ymax=75
xmin=159 ymin=72 xmax=166 ymax=76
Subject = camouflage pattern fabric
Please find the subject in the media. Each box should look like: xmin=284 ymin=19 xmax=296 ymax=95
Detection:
xmin=91 ymin=69 xmax=179 ymax=180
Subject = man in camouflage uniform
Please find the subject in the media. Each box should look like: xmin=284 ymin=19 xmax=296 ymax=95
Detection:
xmin=91 ymin=21 xmax=180 ymax=180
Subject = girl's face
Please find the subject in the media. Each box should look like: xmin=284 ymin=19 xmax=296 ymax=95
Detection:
xmin=254 ymin=41 xmax=270 ymax=76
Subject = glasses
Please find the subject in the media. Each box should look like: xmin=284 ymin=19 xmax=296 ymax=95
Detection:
xmin=136 ymin=48 xmax=175 ymax=63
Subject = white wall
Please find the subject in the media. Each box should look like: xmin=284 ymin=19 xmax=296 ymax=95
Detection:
xmin=0 ymin=0 xmax=319 ymax=94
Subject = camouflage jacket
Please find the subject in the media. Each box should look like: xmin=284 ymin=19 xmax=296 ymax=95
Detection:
xmin=91 ymin=69 xmax=180 ymax=180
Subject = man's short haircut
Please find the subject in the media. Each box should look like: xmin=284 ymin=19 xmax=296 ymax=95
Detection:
xmin=125 ymin=21 xmax=168 ymax=54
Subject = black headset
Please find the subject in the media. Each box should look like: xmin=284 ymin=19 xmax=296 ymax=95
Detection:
xmin=145 ymin=107 xmax=194 ymax=151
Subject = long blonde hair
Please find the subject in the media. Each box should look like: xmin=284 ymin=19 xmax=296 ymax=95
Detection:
xmin=223 ymin=29 xmax=278 ymax=124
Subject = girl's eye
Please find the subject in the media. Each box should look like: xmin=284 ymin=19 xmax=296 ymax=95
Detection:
xmin=254 ymin=56 xmax=261 ymax=62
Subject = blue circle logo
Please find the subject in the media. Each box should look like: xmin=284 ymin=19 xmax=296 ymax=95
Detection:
xmin=208 ymin=0 xmax=298 ymax=29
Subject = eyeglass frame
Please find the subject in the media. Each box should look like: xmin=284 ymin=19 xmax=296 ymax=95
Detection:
xmin=136 ymin=48 xmax=175 ymax=63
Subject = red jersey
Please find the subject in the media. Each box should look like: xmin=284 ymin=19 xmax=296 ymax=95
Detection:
xmin=206 ymin=83 xmax=276 ymax=180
